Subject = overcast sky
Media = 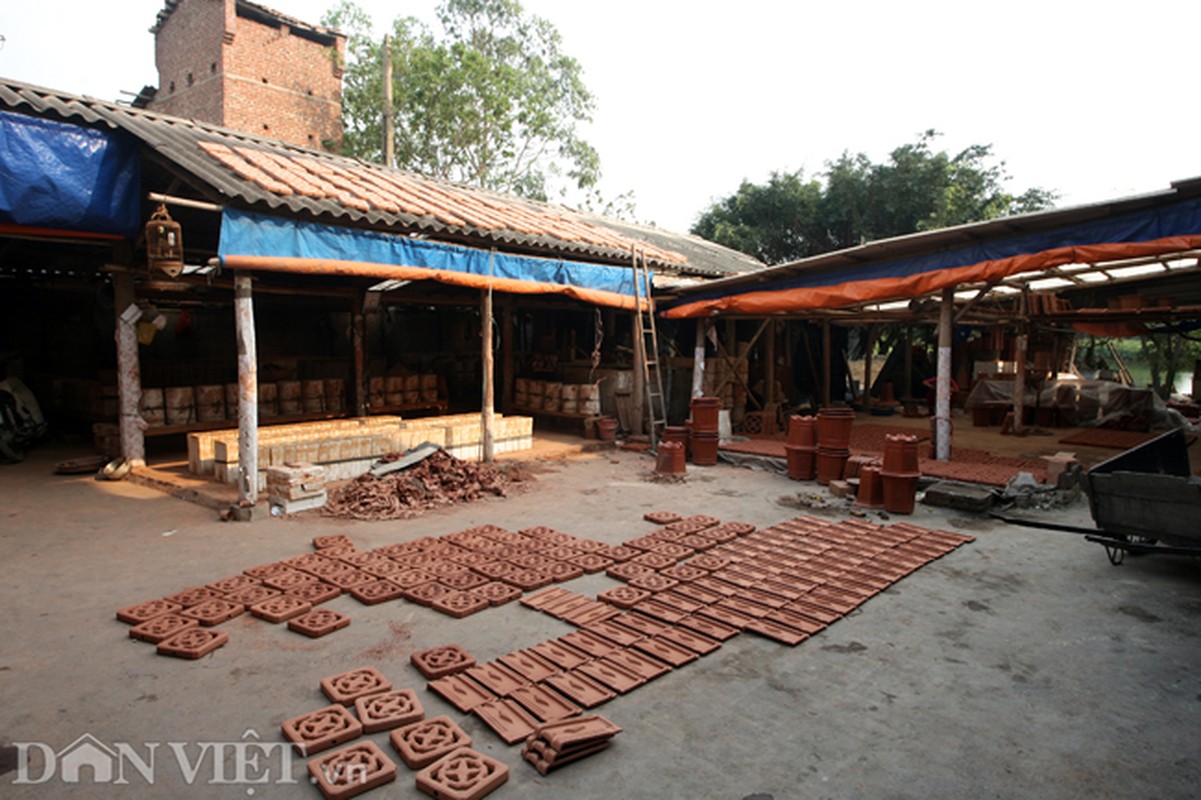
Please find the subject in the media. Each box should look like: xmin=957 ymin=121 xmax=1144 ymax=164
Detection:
xmin=3 ymin=1 xmax=1199 ymax=233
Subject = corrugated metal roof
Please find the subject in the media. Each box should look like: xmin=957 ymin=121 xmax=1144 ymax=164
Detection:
xmin=0 ymin=77 xmax=764 ymax=276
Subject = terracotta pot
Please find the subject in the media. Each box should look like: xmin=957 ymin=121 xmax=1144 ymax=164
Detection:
xmin=881 ymin=472 xmax=919 ymax=514
xmin=784 ymin=444 xmax=816 ymax=481
xmin=787 ymin=415 xmax=817 ymax=448
xmin=816 ymin=407 xmax=854 ymax=449
xmin=663 ymin=425 xmax=690 ymax=457
xmin=690 ymin=431 xmax=719 ymax=465
xmin=882 ymin=434 xmax=920 ymax=476
xmin=690 ymin=397 xmax=722 ymax=433
xmin=596 ymin=417 xmax=618 ymax=442
xmin=856 ymin=465 xmax=885 ymax=508
xmin=815 ymin=446 xmax=850 ymax=485
xmin=656 ymin=441 xmax=686 ymax=475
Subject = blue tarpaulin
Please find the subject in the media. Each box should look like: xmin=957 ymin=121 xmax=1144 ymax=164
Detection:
xmin=219 ymin=209 xmax=645 ymax=308
xmin=0 ymin=110 xmax=140 ymax=236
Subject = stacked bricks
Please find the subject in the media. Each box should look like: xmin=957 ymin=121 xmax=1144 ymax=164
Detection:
xmin=266 ymin=462 xmax=327 ymax=514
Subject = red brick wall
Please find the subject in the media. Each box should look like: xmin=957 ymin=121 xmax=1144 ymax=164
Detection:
xmin=147 ymin=0 xmax=343 ymax=151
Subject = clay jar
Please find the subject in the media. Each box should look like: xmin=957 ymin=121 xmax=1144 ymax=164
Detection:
xmin=787 ymin=415 xmax=817 ymax=448
xmin=856 ymin=464 xmax=885 ymax=508
xmin=784 ymin=444 xmax=816 ymax=481
xmin=596 ymin=417 xmax=618 ymax=442
xmin=880 ymin=473 xmax=919 ymax=514
xmin=815 ymin=447 xmax=850 ymax=485
xmin=663 ymin=426 xmax=689 ymax=457
xmin=690 ymin=431 xmax=719 ymax=465
xmin=690 ymin=397 xmax=722 ymax=433
xmin=882 ymin=434 xmax=920 ymax=475
xmin=816 ymin=407 xmax=854 ymax=450
xmin=655 ymin=441 xmax=686 ymax=475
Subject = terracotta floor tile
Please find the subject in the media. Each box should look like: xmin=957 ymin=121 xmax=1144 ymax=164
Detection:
xmin=321 ymin=666 xmax=391 ymax=706
xmin=281 ymin=703 xmax=363 ymax=755
xmin=510 ymin=683 xmax=580 ymax=722
xmin=390 ymin=715 xmax=472 ymax=769
xmin=356 ymin=689 xmax=424 ymax=733
xmin=602 ymin=648 xmax=671 ymax=681
xmin=117 ymin=598 xmax=183 ymax=625
xmin=608 ymin=611 xmax=670 ymax=638
xmin=658 ymin=626 xmax=722 ymax=655
xmin=412 ymin=644 xmax=476 ymax=679
xmin=543 ymin=672 xmax=615 ymax=709
xmin=466 ymin=662 xmax=528 ymax=697
xmin=676 ymin=614 xmax=740 ymax=641
xmin=249 ymin=595 xmax=311 ymax=624
xmin=288 ymin=608 xmax=351 ymax=638
xmin=427 ymin=674 xmax=495 ymax=712
xmin=498 ymin=650 xmax=558 ymax=683
xmin=559 ymin=630 xmax=619 ymax=659
xmin=473 ymin=698 xmax=540 ymax=745
xmin=308 ymin=740 xmax=396 ymax=800
xmin=596 ymin=585 xmax=652 ymax=609
xmin=576 ymin=659 xmax=644 ymax=694
xmin=584 ymin=619 xmax=645 ymax=647
xmin=129 ymin=613 xmax=198 ymax=644
xmin=529 ymin=640 xmax=591 ymax=670
xmin=630 ymin=636 xmax=697 ymax=667
xmin=156 ymin=628 xmax=229 ymax=659
xmin=744 ymin=618 xmax=809 ymax=646
xmin=414 ymin=747 xmax=508 ymax=800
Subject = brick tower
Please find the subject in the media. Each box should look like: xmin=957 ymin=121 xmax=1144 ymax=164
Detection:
xmin=141 ymin=0 xmax=345 ymax=151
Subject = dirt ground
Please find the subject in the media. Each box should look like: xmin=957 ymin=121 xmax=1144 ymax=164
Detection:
xmin=2 ymin=425 xmax=1199 ymax=799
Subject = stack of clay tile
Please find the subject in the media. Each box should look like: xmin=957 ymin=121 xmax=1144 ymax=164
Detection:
xmin=522 ymin=716 xmax=622 ymax=775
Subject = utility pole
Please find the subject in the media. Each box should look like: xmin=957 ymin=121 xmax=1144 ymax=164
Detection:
xmin=382 ymin=34 xmax=395 ymax=169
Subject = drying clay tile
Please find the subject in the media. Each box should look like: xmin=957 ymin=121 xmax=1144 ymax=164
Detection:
xmin=523 ymin=738 xmax=612 ymax=776
xmin=541 ymin=592 xmax=593 ymax=618
xmin=696 ymin=605 xmax=753 ymax=630
xmin=466 ymin=663 xmax=528 ymax=697
xmin=576 ymin=659 xmax=644 ymax=694
xmin=117 ymin=598 xmax=184 ymax=625
xmin=222 ymin=584 xmax=281 ymax=606
xmin=542 ymin=561 xmax=585 ymax=582
xmin=324 ymin=569 xmax=377 ymax=590
xmin=601 ymin=545 xmax=640 ymax=562
xmin=691 ymin=576 xmax=739 ymax=597
xmin=510 ymin=683 xmax=581 ymax=723
xmin=262 ymin=569 xmax=317 ymax=591
xmin=543 ymin=670 xmax=615 ymax=709
xmin=605 ymin=562 xmax=654 ymax=582
xmin=567 ymin=553 xmax=614 ymax=574
xmin=609 ymin=611 xmax=670 ymax=637
xmin=243 ymin=561 xmax=294 ymax=579
xmin=498 ymin=650 xmax=558 ymax=683
xmin=427 ymin=674 xmax=495 ymax=712
xmin=348 ymin=579 xmax=405 ymax=605
xmin=180 ymin=598 xmax=244 ymax=627
xmin=564 ymin=603 xmax=620 ymax=627
xmin=207 ymin=574 xmax=262 ymax=595
xmin=602 ymin=648 xmax=671 ymax=681
xmin=559 ymin=630 xmax=619 ymax=659
xmin=652 ymin=591 xmax=704 ymax=614
xmin=391 ymin=715 xmax=472 ymax=769
xmin=505 ymin=553 xmax=554 ymax=570
xmin=626 ymin=573 xmax=680 ymax=593
xmin=739 ymin=589 xmax=790 ymax=610
xmin=316 ymin=545 xmax=359 ymax=559
xmin=584 ymin=619 xmax=645 ymax=647
xmin=543 ymin=546 xmax=582 ymax=561
xmin=767 ymin=609 xmax=828 ymax=636
xmin=288 ymin=608 xmax=351 ymax=638
xmin=670 ymin=583 xmax=725 ymax=606
xmin=532 ymin=714 xmax=622 ymax=752
xmin=156 ymin=627 xmax=229 ymax=659
xmin=643 ymin=510 xmax=683 ymax=524
xmin=308 ymin=740 xmax=396 ymax=800
xmin=623 ymin=535 xmax=662 ymax=552
xmin=412 ymin=644 xmax=477 ymax=679
xmin=355 ymin=689 xmax=425 ymax=733
xmin=631 ymin=636 xmax=698 ymax=667
xmin=129 ymin=613 xmax=198 ymax=644
xmin=404 ymin=582 xmax=452 ymax=606
xmin=519 ymin=586 xmax=570 ymax=610
xmin=596 ymin=585 xmax=652 ymax=610
xmin=472 ymin=561 xmax=518 ymax=580
xmin=529 ymin=640 xmax=591 ymax=671
xmin=164 ymin=587 xmax=222 ymax=608
xmin=286 ymin=580 xmax=341 ymax=606
xmin=758 ymin=579 xmax=805 ymax=601
xmin=471 ymin=581 xmax=523 ymax=607
xmin=414 ymin=747 xmax=508 ymax=800
xmin=712 ymin=569 xmax=757 ymax=589
xmin=321 ymin=666 xmax=391 ymax=706
xmin=440 ymin=571 xmax=490 ymax=591
xmin=392 ymin=568 xmax=438 ymax=590
xmin=631 ymin=599 xmax=688 ymax=624
xmin=659 ymin=625 xmax=722 ymax=655
xmin=305 ymin=560 xmax=358 ymax=580
xmin=660 ymin=564 xmax=708 ymax=583
xmin=783 ymin=599 xmax=842 ymax=625
xmin=473 ymin=699 xmax=540 ymax=745
xmin=717 ymin=597 xmax=774 ymax=620
xmin=630 ymin=552 xmax=679 ymax=570
xmin=676 ymin=534 xmax=717 ymax=552
xmin=360 ymin=559 xmax=406 ymax=578
xmin=249 ymin=594 xmax=312 ymax=624
xmin=744 ymin=618 xmax=809 ymax=646
xmin=503 ymin=569 xmax=554 ymax=591
xmin=313 ymin=534 xmax=355 ymax=550
xmin=432 ymin=591 xmax=491 ymax=619
xmin=282 ymin=704 xmax=363 ymax=755
xmin=648 ymin=542 xmax=694 ymax=560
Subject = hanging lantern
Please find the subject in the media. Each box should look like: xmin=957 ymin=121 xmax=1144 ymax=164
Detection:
xmin=145 ymin=204 xmax=184 ymax=277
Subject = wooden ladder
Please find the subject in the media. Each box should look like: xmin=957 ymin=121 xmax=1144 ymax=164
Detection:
xmin=632 ymin=250 xmax=667 ymax=449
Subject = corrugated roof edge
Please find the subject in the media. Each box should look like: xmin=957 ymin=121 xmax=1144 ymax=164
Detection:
xmin=0 ymin=75 xmax=764 ymax=277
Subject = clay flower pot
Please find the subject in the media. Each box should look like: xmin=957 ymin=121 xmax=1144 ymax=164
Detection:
xmin=787 ymin=415 xmax=817 ymax=448
xmin=784 ymin=444 xmax=817 ymax=481
xmin=816 ymin=407 xmax=854 ymax=449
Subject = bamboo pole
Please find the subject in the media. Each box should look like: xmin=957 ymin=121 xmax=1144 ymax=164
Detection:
xmin=112 ymin=270 xmax=145 ymax=466
xmin=234 ymin=273 xmax=259 ymax=504
xmin=481 ymin=252 xmax=495 ymax=462
xmin=935 ymin=288 xmax=954 ymax=461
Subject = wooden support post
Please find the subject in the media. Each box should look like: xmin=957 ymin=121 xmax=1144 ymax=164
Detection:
xmin=935 ymin=288 xmax=954 ymax=461
xmin=234 ymin=273 xmax=259 ymax=504
xmin=501 ymin=302 xmax=514 ymax=413
xmin=822 ymin=321 xmax=832 ymax=407
xmin=764 ymin=319 xmax=777 ymax=405
xmin=112 ymin=270 xmax=145 ymax=466
xmin=692 ymin=319 xmax=708 ymax=398
xmin=352 ymin=292 xmax=367 ymax=417
xmin=382 ymin=35 xmax=395 ymax=169
xmin=632 ymin=310 xmax=645 ymax=435
xmin=1013 ymin=329 xmax=1028 ymax=434
xmin=863 ymin=324 xmax=877 ymax=414
xmin=481 ymin=288 xmax=495 ymax=462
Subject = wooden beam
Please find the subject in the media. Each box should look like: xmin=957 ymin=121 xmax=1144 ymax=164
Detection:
xmin=234 ymin=273 xmax=259 ymax=505
xmin=112 ymin=270 xmax=145 ymax=466
xmin=481 ymin=287 xmax=495 ymax=462
xmin=934 ymin=288 xmax=954 ymax=461
xmin=351 ymin=291 xmax=367 ymax=417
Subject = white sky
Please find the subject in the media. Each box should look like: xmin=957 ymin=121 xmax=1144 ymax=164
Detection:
xmin=3 ymin=0 xmax=1199 ymax=233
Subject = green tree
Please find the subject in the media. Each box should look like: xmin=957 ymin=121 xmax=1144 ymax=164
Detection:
xmin=692 ymin=131 xmax=1057 ymax=264
xmin=325 ymin=0 xmax=600 ymax=202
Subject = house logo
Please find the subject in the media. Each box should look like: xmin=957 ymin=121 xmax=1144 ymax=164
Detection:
xmin=11 ymin=729 xmax=298 ymax=787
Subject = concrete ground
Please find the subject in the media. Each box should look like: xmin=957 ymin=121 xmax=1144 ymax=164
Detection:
xmin=2 ymin=437 xmax=1199 ymax=799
